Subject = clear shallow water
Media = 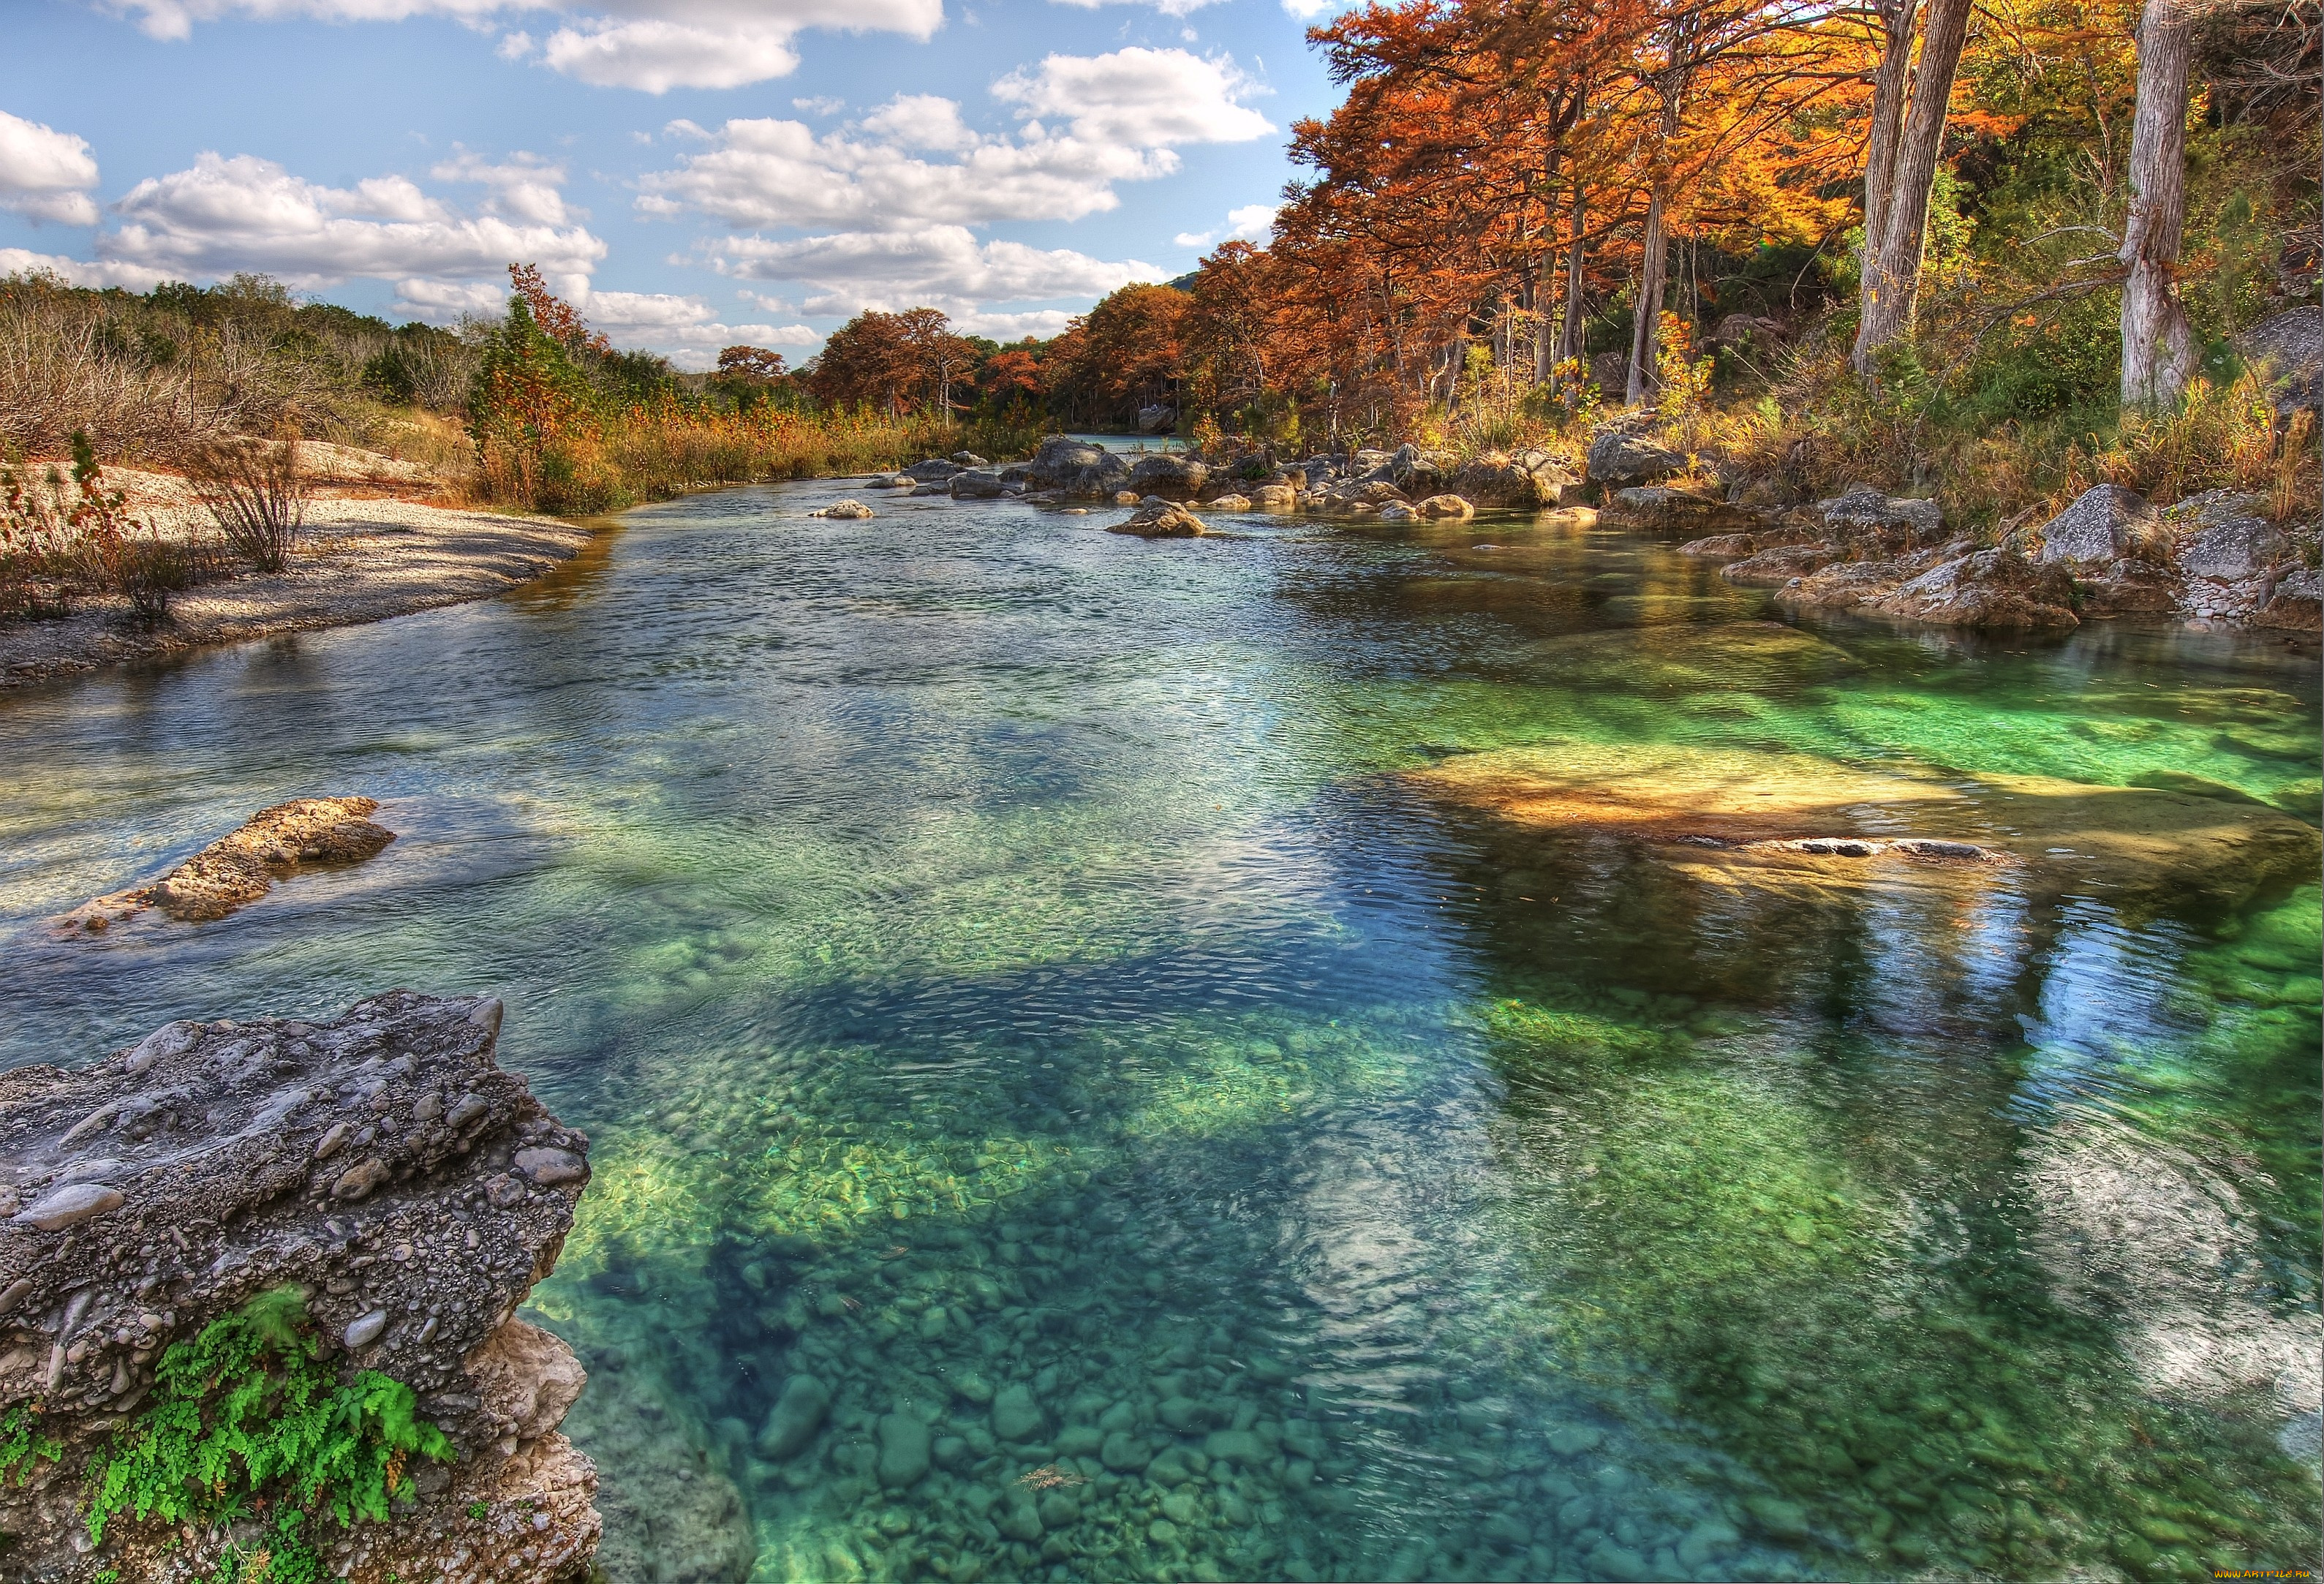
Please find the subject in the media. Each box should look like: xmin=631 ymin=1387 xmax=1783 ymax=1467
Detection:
xmin=2 ymin=480 xmax=2318 ymax=1584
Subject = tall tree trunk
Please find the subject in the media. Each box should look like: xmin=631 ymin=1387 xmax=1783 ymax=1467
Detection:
xmin=1627 ymin=189 xmax=1669 ymax=405
xmin=2120 ymin=0 xmax=2196 ymax=407
xmin=1560 ymin=186 xmax=1587 ymax=363
xmin=1852 ymin=0 xmax=1973 ymax=374
xmin=1536 ymin=228 xmax=1561 ymax=384
xmin=1860 ymin=0 xmax=1921 ymax=273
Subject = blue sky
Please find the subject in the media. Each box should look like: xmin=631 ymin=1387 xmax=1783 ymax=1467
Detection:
xmin=0 ymin=0 xmax=1345 ymax=366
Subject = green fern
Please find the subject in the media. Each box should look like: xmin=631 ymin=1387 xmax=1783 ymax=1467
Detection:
xmin=83 ymin=1287 xmax=452 ymax=1556
xmin=0 ymin=1404 xmax=61 ymax=1486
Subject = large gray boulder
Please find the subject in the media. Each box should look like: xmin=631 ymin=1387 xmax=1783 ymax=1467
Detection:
xmin=0 ymin=993 xmax=601 ymax=1581
xmin=1586 ymin=431 xmax=1686 ymax=487
xmin=1127 ymin=453 xmax=1210 ymax=499
xmin=1454 ymin=448 xmax=1574 ymax=508
xmin=1814 ymin=487 xmax=1944 ymax=552
xmin=2170 ymin=491 xmax=2283 ymax=581
xmin=2238 ymin=306 xmax=2323 ymax=418
xmin=949 ymin=469 xmax=1008 ymax=499
xmin=903 ymin=458 xmax=961 ymax=482
xmin=1026 ymin=437 xmax=1133 ymax=499
xmin=2037 ymin=484 xmax=2155 ymax=565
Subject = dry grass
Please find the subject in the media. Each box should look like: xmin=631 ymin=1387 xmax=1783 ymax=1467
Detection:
xmin=476 ymin=399 xmax=1051 ymax=515
xmin=186 ymin=431 xmax=312 ymax=572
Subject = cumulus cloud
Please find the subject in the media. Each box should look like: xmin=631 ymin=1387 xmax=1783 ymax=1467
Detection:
xmin=709 ymin=225 xmax=1154 ymax=318
xmin=1278 ymin=0 xmax=1335 ymax=17
xmin=1048 ymin=0 xmax=1225 ymax=18
xmin=992 ymin=48 xmax=1271 ymax=146
xmin=576 ymin=287 xmax=817 ymax=364
xmin=858 ymin=94 xmax=976 ymax=153
xmin=104 ymin=1 xmax=940 ymax=91
xmin=954 ymin=307 xmax=1076 ymax=339
xmin=637 ymin=116 xmax=1171 ymax=231
xmin=0 ymin=247 xmax=172 ymax=290
xmin=0 ymin=110 xmax=102 ymax=226
xmin=635 ymin=50 xmax=1267 ymax=237
xmin=1172 ymin=201 xmax=1276 ymax=251
xmin=91 ymin=151 xmax=605 ymax=311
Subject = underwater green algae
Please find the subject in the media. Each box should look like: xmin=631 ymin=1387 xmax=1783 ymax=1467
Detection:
xmin=1 ymin=495 xmax=2315 ymax=1583
xmin=1479 ymin=986 xmax=2320 ymax=1582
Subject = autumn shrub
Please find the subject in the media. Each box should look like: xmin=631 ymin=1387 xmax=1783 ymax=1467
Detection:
xmin=2 ymin=432 xmax=219 ymax=623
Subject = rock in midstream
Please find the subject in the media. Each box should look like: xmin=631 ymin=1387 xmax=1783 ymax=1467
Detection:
xmin=59 ymin=796 xmax=396 ymax=931
xmin=0 ymin=992 xmax=602 ymax=1583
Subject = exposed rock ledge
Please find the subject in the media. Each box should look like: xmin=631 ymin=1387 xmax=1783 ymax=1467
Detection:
xmin=61 ymin=796 xmax=396 ymax=931
xmin=0 ymin=992 xmax=601 ymax=1582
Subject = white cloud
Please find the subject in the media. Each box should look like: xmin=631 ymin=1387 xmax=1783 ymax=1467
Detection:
xmin=91 ymin=151 xmax=605 ymax=310
xmin=709 ymin=225 xmax=1154 ymax=317
xmin=634 ymin=51 xmax=1266 ymax=236
xmin=390 ymin=277 xmax=510 ymax=320
xmin=1278 ymin=0 xmax=1334 ymax=16
xmin=103 ymin=1 xmax=941 ymax=91
xmin=636 ymin=116 xmax=1171 ymax=231
xmin=430 ymin=148 xmax=574 ymax=224
xmin=1172 ymin=201 xmax=1275 ymax=250
xmin=791 ymin=97 xmax=844 ymax=116
xmin=1048 ymin=0 xmax=1224 ymax=18
xmin=537 ymin=16 xmax=804 ymax=91
xmin=955 ymin=307 xmax=1076 ymax=339
xmin=858 ymin=94 xmax=976 ymax=153
xmin=0 ymin=110 xmax=102 ymax=226
xmin=992 ymin=48 xmax=1272 ymax=146
xmin=0 ymin=247 xmax=172 ymax=290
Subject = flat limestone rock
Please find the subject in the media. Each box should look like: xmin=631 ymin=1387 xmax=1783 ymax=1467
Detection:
xmin=1411 ymin=742 xmax=2320 ymax=916
xmin=62 ymin=795 xmax=395 ymax=929
xmin=0 ymin=992 xmax=600 ymax=1581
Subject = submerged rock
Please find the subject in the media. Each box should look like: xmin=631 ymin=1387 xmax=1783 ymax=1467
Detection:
xmin=1414 ymin=494 xmax=1476 ymax=520
xmin=757 ymin=1373 xmax=832 ymax=1459
xmin=0 ymin=992 xmax=600 ymax=1581
xmin=61 ymin=795 xmax=394 ymax=930
xmin=1411 ymin=741 xmax=2321 ymax=918
xmin=1107 ymin=499 xmax=1207 ymax=538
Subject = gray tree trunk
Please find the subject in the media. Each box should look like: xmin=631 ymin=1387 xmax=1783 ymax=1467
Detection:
xmin=1851 ymin=0 xmax=1973 ymax=374
xmin=1536 ymin=174 xmax=1562 ymax=384
xmin=1561 ymin=186 xmax=1588 ymax=364
xmin=1860 ymin=0 xmax=1921 ymax=270
xmin=1628 ymin=189 xmax=1669 ymax=404
xmin=2120 ymin=0 xmax=2197 ymax=407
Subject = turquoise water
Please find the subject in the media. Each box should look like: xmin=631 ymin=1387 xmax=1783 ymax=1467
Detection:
xmin=1 ymin=480 xmax=2317 ymax=1583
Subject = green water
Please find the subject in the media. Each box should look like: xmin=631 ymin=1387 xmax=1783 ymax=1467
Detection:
xmin=2 ymin=481 xmax=2317 ymax=1583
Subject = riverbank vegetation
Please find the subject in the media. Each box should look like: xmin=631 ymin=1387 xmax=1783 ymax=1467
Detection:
xmin=1 ymin=0 xmax=2312 ymax=532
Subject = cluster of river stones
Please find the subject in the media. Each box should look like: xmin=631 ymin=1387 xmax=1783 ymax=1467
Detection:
xmin=567 ymin=1157 xmax=1802 ymax=1584
xmin=802 ymin=428 xmax=2318 ymax=630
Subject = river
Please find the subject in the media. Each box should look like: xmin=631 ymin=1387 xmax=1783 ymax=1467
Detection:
xmin=3 ymin=478 xmax=2317 ymax=1583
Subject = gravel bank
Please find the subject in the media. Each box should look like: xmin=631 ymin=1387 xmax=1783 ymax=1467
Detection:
xmin=2 ymin=469 xmax=595 ymax=687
